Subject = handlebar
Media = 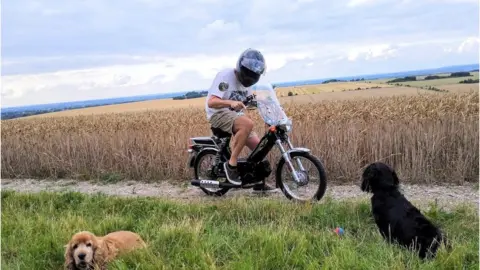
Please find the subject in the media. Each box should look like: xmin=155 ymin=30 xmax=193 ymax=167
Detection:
xmin=229 ymin=94 xmax=257 ymax=112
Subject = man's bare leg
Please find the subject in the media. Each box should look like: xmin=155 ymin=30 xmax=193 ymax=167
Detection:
xmin=230 ymin=116 xmax=253 ymax=165
xmin=245 ymin=134 xmax=260 ymax=151
xmin=224 ymin=116 xmax=253 ymax=182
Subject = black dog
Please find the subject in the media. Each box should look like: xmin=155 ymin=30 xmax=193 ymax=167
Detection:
xmin=360 ymin=162 xmax=450 ymax=259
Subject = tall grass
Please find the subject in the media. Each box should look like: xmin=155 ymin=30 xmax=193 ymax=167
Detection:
xmin=1 ymin=91 xmax=478 ymax=184
xmin=1 ymin=190 xmax=478 ymax=269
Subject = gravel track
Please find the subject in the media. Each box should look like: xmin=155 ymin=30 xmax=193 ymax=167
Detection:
xmin=2 ymin=179 xmax=478 ymax=211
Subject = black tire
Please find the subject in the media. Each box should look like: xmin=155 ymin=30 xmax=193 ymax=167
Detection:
xmin=275 ymin=151 xmax=327 ymax=202
xmin=194 ymin=148 xmax=231 ymax=197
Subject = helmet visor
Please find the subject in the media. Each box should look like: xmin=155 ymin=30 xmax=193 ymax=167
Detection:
xmin=240 ymin=57 xmax=265 ymax=75
xmin=238 ymin=66 xmax=261 ymax=87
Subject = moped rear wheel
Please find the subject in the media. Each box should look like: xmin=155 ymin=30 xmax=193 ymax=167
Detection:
xmin=194 ymin=148 xmax=231 ymax=197
xmin=275 ymin=151 xmax=327 ymax=202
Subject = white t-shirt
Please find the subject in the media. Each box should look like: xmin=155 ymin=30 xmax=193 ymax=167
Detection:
xmin=205 ymin=68 xmax=254 ymax=120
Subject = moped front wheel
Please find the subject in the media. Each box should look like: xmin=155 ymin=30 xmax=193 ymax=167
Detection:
xmin=194 ymin=148 xmax=231 ymax=197
xmin=275 ymin=151 xmax=327 ymax=202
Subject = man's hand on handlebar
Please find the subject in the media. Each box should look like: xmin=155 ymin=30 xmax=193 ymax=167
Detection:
xmin=245 ymin=94 xmax=258 ymax=109
xmin=229 ymin=101 xmax=246 ymax=111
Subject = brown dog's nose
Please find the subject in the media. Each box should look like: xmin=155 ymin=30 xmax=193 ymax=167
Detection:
xmin=78 ymin=253 xmax=86 ymax=260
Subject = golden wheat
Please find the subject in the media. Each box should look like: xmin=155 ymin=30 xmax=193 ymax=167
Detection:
xmin=1 ymin=91 xmax=478 ymax=184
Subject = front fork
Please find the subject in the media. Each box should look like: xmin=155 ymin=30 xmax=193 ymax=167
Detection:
xmin=275 ymin=138 xmax=307 ymax=184
xmin=286 ymin=138 xmax=306 ymax=171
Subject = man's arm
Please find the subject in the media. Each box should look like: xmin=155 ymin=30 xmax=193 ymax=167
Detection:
xmin=206 ymin=73 xmax=245 ymax=110
xmin=207 ymin=95 xmax=234 ymax=109
xmin=207 ymin=72 xmax=231 ymax=109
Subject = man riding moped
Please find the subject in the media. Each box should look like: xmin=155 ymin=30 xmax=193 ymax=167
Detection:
xmin=205 ymin=48 xmax=278 ymax=193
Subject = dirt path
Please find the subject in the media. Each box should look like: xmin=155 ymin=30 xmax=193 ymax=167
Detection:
xmin=2 ymin=179 xmax=478 ymax=211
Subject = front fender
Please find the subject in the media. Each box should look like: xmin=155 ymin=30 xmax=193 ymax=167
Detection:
xmin=286 ymin=147 xmax=311 ymax=155
xmin=276 ymin=147 xmax=311 ymax=164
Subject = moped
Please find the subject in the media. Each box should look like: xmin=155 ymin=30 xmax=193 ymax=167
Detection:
xmin=188 ymin=81 xmax=327 ymax=202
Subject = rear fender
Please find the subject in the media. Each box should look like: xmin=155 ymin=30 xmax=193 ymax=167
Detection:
xmin=198 ymin=147 xmax=220 ymax=154
xmin=188 ymin=151 xmax=197 ymax=168
xmin=190 ymin=136 xmax=217 ymax=147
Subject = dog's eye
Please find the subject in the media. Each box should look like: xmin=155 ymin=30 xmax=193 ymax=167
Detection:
xmin=86 ymin=243 xmax=92 ymax=247
xmin=73 ymin=244 xmax=78 ymax=249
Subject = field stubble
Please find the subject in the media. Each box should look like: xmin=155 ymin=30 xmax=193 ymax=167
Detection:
xmin=1 ymin=91 xmax=478 ymax=185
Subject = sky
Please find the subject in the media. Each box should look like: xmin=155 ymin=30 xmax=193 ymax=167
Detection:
xmin=1 ymin=0 xmax=479 ymax=107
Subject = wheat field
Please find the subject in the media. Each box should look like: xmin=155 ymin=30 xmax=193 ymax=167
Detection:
xmin=2 ymin=90 xmax=478 ymax=185
xmin=24 ymin=85 xmax=438 ymax=118
xmin=274 ymin=82 xmax=392 ymax=96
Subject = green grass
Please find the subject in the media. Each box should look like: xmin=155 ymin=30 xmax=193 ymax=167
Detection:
xmin=1 ymin=191 xmax=478 ymax=270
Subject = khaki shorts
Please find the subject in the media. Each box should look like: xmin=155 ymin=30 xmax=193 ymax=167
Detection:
xmin=209 ymin=110 xmax=257 ymax=138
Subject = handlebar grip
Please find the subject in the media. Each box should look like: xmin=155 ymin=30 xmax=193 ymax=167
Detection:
xmin=229 ymin=95 xmax=255 ymax=111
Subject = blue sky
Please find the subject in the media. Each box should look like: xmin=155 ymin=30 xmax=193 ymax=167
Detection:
xmin=2 ymin=0 xmax=479 ymax=107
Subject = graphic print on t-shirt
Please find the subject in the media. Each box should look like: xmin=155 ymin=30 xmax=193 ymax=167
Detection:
xmin=228 ymin=90 xmax=248 ymax=102
xmin=205 ymin=68 xmax=253 ymax=120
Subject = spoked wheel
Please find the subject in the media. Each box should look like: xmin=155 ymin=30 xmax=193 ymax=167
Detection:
xmin=276 ymin=151 xmax=327 ymax=202
xmin=194 ymin=149 xmax=231 ymax=197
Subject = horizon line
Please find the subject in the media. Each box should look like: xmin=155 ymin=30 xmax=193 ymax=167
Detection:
xmin=2 ymin=62 xmax=478 ymax=110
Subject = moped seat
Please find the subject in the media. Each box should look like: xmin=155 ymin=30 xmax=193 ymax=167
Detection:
xmin=211 ymin=127 xmax=231 ymax=139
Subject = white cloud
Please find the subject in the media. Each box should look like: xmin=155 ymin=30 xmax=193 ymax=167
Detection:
xmin=347 ymin=0 xmax=379 ymax=7
xmin=457 ymin=37 xmax=480 ymax=53
xmin=1 ymin=0 xmax=479 ymax=107
xmin=0 ymin=50 xmax=315 ymax=102
xmin=347 ymin=44 xmax=398 ymax=61
xmin=198 ymin=19 xmax=241 ymax=40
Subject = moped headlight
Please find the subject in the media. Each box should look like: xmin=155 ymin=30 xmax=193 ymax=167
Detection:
xmin=285 ymin=123 xmax=292 ymax=132
xmin=278 ymin=119 xmax=292 ymax=133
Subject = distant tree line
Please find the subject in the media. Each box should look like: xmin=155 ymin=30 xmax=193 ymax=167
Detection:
xmin=387 ymin=76 xmax=417 ymax=83
xmin=459 ymin=78 xmax=479 ymax=84
xmin=387 ymin=72 xmax=473 ymax=83
xmin=321 ymin=78 xmax=366 ymax=84
xmin=423 ymin=75 xmax=442 ymax=80
xmin=1 ymin=110 xmax=54 ymax=120
xmin=1 ymin=100 xmax=144 ymax=120
xmin=172 ymin=91 xmax=208 ymax=100
xmin=322 ymin=79 xmax=346 ymax=84
xmin=424 ymin=72 xmax=472 ymax=80
xmin=450 ymin=72 xmax=472 ymax=77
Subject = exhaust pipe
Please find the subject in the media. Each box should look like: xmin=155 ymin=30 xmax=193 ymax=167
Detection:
xmin=191 ymin=179 xmax=239 ymax=188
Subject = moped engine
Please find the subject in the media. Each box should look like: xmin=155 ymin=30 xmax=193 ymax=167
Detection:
xmin=255 ymin=159 xmax=272 ymax=178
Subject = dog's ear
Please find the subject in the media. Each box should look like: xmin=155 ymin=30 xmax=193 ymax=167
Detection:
xmin=392 ymin=170 xmax=400 ymax=187
xmin=360 ymin=164 xmax=375 ymax=192
xmin=377 ymin=164 xmax=400 ymax=191
xmin=92 ymin=237 xmax=116 ymax=269
xmin=360 ymin=173 xmax=371 ymax=192
xmin=64 ymin=242 xmax=77 ymax=270
xmin=361 ymin=162 xmax=399 ymax=192
xmin=92 ymin=238 xmax=105 ymax=269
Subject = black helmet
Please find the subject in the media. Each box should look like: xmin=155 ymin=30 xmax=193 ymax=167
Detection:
xmin=235 ymin=48 xmax=266 ymax=87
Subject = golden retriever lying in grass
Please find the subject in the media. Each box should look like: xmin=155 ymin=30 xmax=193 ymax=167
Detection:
xmin=64 ymin=230 xmax=147 ymax=270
